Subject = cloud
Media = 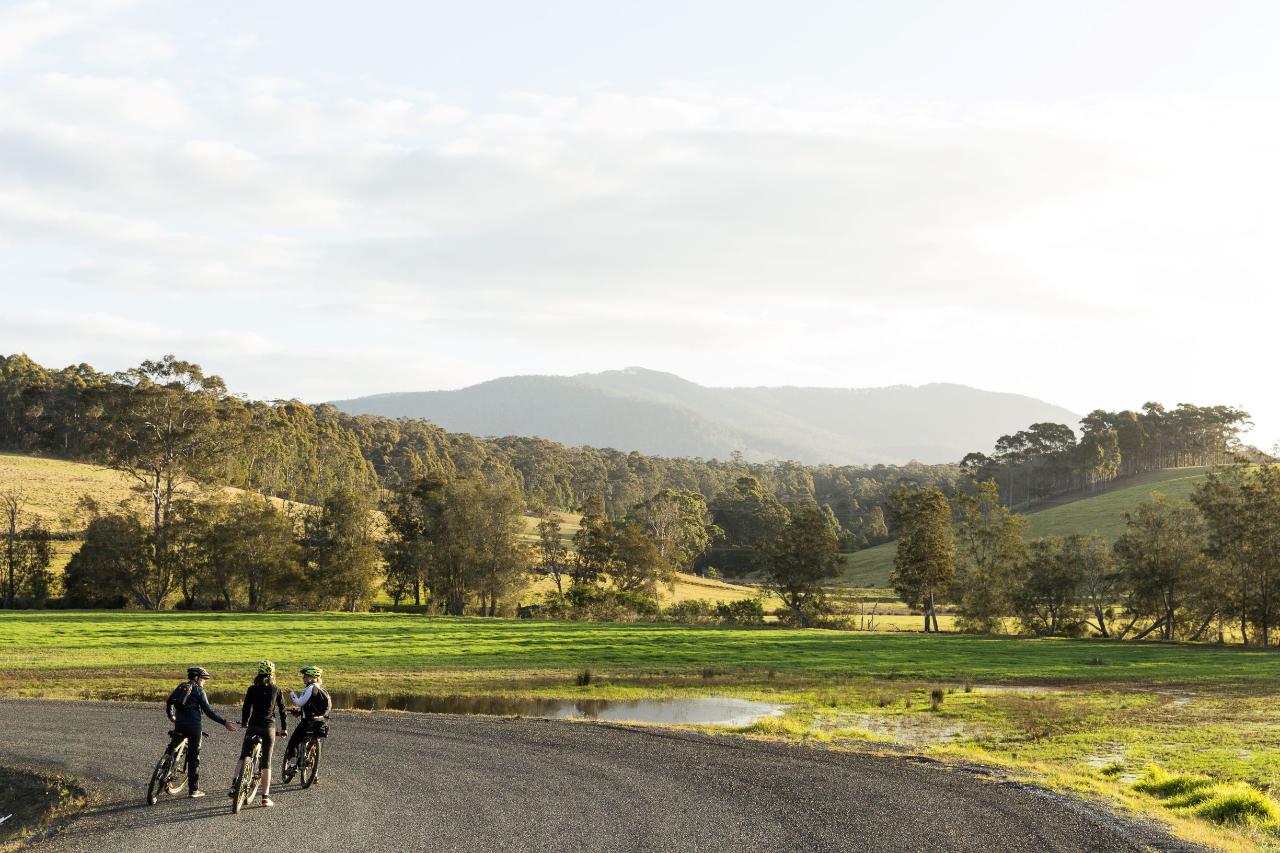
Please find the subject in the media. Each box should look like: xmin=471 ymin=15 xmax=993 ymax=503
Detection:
xmin=3 ymin=19 xmax=1280 ymax=444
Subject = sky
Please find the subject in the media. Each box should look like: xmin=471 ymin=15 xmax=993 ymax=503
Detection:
xmin=3 ymin=0 xmax=1279 ymax=449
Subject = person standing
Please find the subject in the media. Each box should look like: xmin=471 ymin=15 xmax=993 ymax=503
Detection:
xmin=165 ymin=666 xmax=237 ymax=798
xmin=231 ymin=660 xmax=287 ymax=807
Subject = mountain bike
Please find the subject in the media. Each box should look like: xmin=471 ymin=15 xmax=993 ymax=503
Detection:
xmin=282 ymin=718 xmax=327 ymax=788
xmin=147 ymin=730 xmax=205 ymax=805
xmin=230 ymin=734 xmax=263 ymax=814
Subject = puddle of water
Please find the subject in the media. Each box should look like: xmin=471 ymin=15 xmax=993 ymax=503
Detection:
xmin=205 ymin=690 xmax=782 ymax=727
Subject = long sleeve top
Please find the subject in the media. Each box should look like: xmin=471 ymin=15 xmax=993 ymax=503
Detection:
xmin=166 ymin=682 xmax=228 ymax=728
xmin=240 ymin=683 xmax=287 ymax=732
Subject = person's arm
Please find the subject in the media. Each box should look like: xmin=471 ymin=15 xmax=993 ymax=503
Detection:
xmin=289 ymin=684 xmax=313 ymax=707
xmin=241 ymin=688 xmax=252 ymax=728
xmin=276 ymin=689 xmax=287 ymax=734
xmin=196 ymin=686 xmax=228 ymax=727
xmin=165 ymin=690 xmax=178 ymax=722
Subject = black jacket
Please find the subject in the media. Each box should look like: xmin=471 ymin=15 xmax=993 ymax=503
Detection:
xmin=166 ymin=682 xmax=228 ymax=729
xmin=240 ymin=683 xmax=287 ymax=732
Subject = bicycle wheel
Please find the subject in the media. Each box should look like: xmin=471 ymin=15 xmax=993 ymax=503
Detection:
xmin=300 ymin=738 xmax=321 ymax=789
xmin=246 ymin=745 xmax=262 ymax=803
xmin=165 ymin=741 xmax=189 ymax=794
xmin=146 ymin=752 xmax=172 ymax=806
xmin=231 ymin=749 xmax=255 ymax=815
xmin=280 ymin=744 xmax=296 ymax=785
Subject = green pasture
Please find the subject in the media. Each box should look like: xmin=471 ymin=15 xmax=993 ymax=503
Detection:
xmin=840 ymin=467 xmax=1213 ymax=587
xmin=2 ymin=610 xmax=1277 ymax=694
xmin=5 ymin=611 xmax=1280 ymax=849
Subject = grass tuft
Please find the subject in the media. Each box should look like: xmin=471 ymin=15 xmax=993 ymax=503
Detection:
xmin=1133 ymin=767 xmax=1280 ymax=830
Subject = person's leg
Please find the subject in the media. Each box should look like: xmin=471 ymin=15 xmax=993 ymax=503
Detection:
xmin=180 ymin=725 xmax=202 ymax=792
xmin=284 ymin=725 xmax=302 ymax=765
xmin=260 ymin=729 xmax=276 ymax=799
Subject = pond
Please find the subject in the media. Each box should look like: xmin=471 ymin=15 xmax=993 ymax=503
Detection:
xmin=207 ymin=690 xmax=783 ymax=727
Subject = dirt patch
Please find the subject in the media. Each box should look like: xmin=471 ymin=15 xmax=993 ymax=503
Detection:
xmin=0 ymin=766 xmax=85 ymax=852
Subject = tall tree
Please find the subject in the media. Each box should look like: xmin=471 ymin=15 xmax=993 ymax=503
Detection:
xmin=759 ymin=502 xmax=841 ymax=625
xmin=305 ymin=488 xmax=381 ymax=611
xmin=2 ymin=490 xmax=24 ymax=608
xmin=628 ymin=489 xmax=720 ymax=573
xmin=1013 ymin=537 xmax=1082 ymax=636
xmin=535 ymin=514 xmax=570 ymax=595
xmin=951 ymin=480 xmax=1027 ymax=633
xmin=889 ymin=486 xmax=955 ymax=632
xmin=93 ymin=357 xmax=234 ymax=607
xmin=1112 ymin=494 xmax=1207 ymax=641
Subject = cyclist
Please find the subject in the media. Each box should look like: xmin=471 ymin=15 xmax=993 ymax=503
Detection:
xmin=165 ymin=666 xmax=236 ymax=798
xmin=284 ymin=665 xmax=332 ymax=776
xmin=230 ymin=660 xmax=287 ymax=807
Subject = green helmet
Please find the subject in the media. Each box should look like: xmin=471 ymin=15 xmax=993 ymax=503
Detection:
xmin=256 ymin=659 xmax=276 ymax=676
xmin=300 ymin=666 xmax=323 ymax=678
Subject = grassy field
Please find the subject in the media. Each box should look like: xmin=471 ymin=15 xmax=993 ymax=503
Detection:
xmin=3 ymin=611 xmax=1279 ymax=849
xmin=841 ymin=467 xmax=1213 ymax=587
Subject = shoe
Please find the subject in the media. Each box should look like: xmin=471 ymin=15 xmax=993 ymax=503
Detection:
xmin=188 ymin=790 xmax=206 ymax=799
xmin=261 ymin=797 xmax=275 ymax=808
xmin=284 ymin=761 xmax=297 ymax=774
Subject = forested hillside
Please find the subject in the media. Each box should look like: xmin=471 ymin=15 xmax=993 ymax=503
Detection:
xmin=0 ymin=354 xmax=957 ymax=539
xmin=331 ymin=367 xmax=1081 ymax=465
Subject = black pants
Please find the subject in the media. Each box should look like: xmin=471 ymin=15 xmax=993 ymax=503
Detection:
xmin=171 ymin=724 xmax=203 ymax=791
xmin=284 ymin=718 xmax=318 ymax=762
xmin=240 ymin=724 xmax=277 ymax=765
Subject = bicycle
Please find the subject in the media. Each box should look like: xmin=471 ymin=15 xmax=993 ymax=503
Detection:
xmin=281 ymin=717 xmax=327 ymax=789
xmin=230 ymin=734 xmax=264 ymax=814
xmin=147 ymin=730 xmax=206 ymax=805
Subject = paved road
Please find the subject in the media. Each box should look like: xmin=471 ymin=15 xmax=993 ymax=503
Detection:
xmin=1 ymin=699 xmax=1198 ymax=853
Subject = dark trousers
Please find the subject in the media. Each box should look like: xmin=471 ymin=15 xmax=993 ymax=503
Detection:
xmin=285 ymin=719 xmax=315 ymax=762
xmin=171 ymin=724 xmax=203 ymax=791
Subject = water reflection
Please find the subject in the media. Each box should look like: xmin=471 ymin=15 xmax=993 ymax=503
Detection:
xmin=205 ymin=690 xmax=781 ymax=726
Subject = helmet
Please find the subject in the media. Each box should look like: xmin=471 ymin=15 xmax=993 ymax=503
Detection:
xmin=187 ymin=666 xmax=211 ymax=679
xmin=300 ymin=666 xmax=323 ymax=678
xmin=256 ymin=659 xmax=276 ymax=676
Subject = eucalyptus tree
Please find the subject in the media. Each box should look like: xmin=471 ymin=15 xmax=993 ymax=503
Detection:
xmin=889 ymin=486 xmax=955 ymax=632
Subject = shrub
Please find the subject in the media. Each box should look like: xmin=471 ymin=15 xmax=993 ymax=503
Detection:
xmin=664 ymin=599 xmax=716 ymax=625
xmin=929 ymin=688 xmax=945 ymax=712
xmin=716 ymin=598 xmax=766 ymax=626
xmin=575 ymin=669 xmax=593 ymax=686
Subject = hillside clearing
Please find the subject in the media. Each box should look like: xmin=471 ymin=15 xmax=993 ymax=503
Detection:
xmin=841 ymin=467 xmax=1213 ymax=587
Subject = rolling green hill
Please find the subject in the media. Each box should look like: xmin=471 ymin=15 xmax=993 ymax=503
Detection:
xmin=841 ymin=467 xmax=1213 ymax=587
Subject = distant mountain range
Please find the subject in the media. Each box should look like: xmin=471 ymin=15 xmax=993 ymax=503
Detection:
xmin=329 ymin=368 xmax=1080 ymax=465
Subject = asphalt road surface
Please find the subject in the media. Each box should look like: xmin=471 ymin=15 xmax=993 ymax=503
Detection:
xmin=0 ymin=699 xmax=1199 ymax=853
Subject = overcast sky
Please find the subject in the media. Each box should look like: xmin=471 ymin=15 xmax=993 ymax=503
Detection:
xmin=3 ymin=0 xmax=1279 ymax=449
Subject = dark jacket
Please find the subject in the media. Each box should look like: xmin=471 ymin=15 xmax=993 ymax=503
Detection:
xmin=166 ymin=682 xmax=228 ymax=728
xmin=241 ymin=682 xmax=288 ymax=732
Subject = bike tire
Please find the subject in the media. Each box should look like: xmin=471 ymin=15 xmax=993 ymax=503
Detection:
xmin=300 ymin=739 xmax=321 ymax=789
xmin=146 ymin=753 xmax=171 ymax=806
xmin=231 ymin=750 xmax=255 ymax=815
xmin=165 ymin=741 xmax=189 ymax=794
xmin=280 ymin=746 xmax=295 ymax=785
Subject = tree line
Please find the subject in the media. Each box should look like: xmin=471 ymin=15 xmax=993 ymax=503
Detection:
xmin=891 ymin=464 xmax=1280 ymax=645
xmin=0 ymin=353 xmax=957 ymax=551
xmin=960 ymin=404 xmax=1252 ymax=508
